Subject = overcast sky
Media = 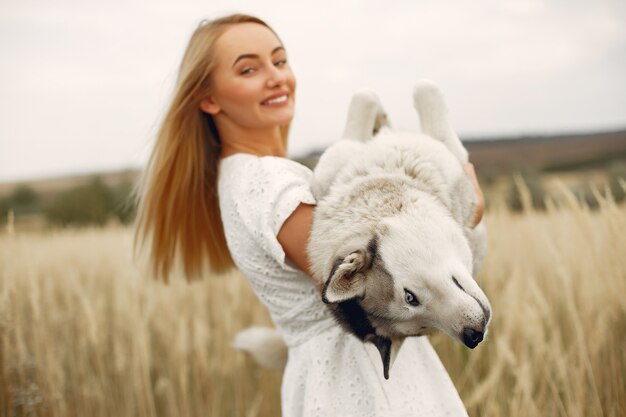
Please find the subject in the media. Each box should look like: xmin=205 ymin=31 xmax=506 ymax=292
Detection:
xmin=1 ymin=0 xmax=625 ymax=182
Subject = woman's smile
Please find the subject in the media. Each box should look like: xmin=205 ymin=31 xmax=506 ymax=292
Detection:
xmin=261 ymin=92 xmax=290 ymax=107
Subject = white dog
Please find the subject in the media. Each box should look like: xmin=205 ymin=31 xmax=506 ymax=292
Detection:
xmin=235 ymin=81 xmax=491 ymax=379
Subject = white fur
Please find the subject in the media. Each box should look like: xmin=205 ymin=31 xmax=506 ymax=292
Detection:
xmin=310 ymin=80 xmax=491 ymax=352
xmin=232 ymin=326 xmax=288 ymax=370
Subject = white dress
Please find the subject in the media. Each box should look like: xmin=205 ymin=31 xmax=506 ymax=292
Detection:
xmin=218 ymin=154 xmax=468 ymax=417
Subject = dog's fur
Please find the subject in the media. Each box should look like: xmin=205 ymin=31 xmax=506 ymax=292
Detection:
xmin=235 ymin=81 xmax=492 ymax=379
xmin=307 ymin=81 xmax=491 ymax=379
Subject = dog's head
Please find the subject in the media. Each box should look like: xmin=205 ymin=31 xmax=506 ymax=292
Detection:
xmin=321 ymin=199 xmax=492 ymax=379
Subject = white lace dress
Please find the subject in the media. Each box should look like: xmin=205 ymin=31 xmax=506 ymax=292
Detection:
xmin=218 ymin=154 xmax=469 ymax=417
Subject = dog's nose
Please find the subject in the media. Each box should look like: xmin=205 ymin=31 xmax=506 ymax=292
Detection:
xmin=462 ymin=328 xmax=483 ymax=349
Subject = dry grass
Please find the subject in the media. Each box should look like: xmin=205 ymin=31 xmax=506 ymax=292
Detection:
xmin=1 ymin=185 xmax=625 ymax=417
xmin=0 ymin=229 xmax=280 ymax=417
xmin=431 ymin=182 xmax=626 ymax=417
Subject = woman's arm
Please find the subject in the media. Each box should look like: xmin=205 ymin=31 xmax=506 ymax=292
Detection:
xmin=278 ymin=163 xmax=484 ymax=278
xmin=277 ymin=203 xmax=316 ymax=278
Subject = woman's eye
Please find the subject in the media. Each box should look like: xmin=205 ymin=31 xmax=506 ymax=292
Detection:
xmin=240 ymin=67 xmax=255 ymax=75
xmin=404 ymin=289 xmax=419 ymax=306
xmin=274 ymin=59 xmax=287 ymax=67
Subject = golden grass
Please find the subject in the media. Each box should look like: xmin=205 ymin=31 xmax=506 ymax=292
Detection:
xmin=431 ymin=184 xmax=626 ymax=417
xmin=1 ymin=186 xmax=625 ymax=417
xmin=1 ymin=228 xmax=280 ymax=417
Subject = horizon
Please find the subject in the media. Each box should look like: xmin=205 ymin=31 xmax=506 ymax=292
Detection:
xmin=2 ymin=126 xmax=625 ymax=185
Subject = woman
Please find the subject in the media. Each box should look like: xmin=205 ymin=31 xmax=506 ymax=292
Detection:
xmin=135 ymin=13 xmax=484 ymax=417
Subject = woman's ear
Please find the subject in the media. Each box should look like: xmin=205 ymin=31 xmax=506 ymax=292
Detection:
xmin=199 ymin=96 xmax=221 ymax=115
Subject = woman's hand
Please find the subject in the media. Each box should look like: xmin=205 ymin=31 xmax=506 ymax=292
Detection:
xmin=464 ymin=162 xmax=484 ymax=228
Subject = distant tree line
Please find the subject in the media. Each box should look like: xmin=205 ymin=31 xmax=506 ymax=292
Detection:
xmin=1 ymin=161 xmax=625 ymax=227
xmin=506 ymin=160 xmax=626 ymax=211
xmin=0 ymin=176 xmax=137 ymax=227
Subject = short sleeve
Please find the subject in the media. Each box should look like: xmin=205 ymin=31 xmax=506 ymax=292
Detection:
xmin=219 ymin=156 xmax=316 ymax=272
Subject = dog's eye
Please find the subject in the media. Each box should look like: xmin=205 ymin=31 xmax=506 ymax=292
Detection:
xmin=404 ymin=289 xmax=419 ymax=306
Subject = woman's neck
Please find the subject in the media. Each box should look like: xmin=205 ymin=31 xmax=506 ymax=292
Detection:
xmin=220 ymin=140 xmax=285 ymax=158
xmin=216 ymin=118 xmax=286 ymax=159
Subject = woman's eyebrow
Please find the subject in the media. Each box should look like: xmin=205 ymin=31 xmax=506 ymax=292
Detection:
xmin=232 ymin=46 xmax=285 ymax=67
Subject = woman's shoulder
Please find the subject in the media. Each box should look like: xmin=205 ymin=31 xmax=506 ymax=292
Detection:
xmin=217 ymin=153 xmax=317 ymax=272
xmin=220 ymin=153 xmax=312 ymax=170
xmin=219 ymin=154 xmax=313 ymax=185
xmin=218 ymin=154 xmax=315 ymax=207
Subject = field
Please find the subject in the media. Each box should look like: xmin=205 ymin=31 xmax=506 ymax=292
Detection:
xmin=1 ymin=183 xmax=625 ymax=417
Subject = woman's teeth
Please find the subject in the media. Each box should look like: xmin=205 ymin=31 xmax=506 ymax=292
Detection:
xmin=263 ymin=95 xmax=287 ymax=105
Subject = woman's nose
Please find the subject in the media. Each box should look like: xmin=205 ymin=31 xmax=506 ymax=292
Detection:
xmin=266 ymin=66 xmax=287 ymax=88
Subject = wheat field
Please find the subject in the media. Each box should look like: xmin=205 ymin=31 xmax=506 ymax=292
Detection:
xmin=1 ymin=184 xmax=625 ymax=417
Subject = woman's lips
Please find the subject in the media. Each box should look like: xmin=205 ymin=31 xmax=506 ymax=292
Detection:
xmin=261 ymin=94 xmax=289 ymax=106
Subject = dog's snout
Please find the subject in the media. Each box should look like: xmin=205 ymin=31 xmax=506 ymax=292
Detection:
xmin=462 ymin=328 xmax=483 ymax=349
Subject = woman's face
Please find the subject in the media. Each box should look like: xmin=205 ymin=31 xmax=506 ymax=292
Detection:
xmin=201 ymin=23 xmax=296 ymax=130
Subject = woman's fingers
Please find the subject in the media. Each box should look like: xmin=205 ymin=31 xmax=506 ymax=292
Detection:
xmin=464 ymin=162 xmax=484 ymax=228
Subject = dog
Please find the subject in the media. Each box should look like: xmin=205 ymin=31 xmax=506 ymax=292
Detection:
xmin=307 ymin=80 xmax=491 ymax=379
xmin=235 ymin=81 xmax=492 ymax=379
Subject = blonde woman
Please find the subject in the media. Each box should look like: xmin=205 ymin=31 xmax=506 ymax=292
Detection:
xmin=135 ymin=13 xmax=484 ymax=417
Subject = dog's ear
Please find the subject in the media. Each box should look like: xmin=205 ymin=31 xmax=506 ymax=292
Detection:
xmin=322 ymin=250 xmax=369 ymax=303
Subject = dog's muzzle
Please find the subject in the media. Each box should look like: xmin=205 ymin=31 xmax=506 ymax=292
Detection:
xmin=462 ymin=328 xmax=484 ymax=349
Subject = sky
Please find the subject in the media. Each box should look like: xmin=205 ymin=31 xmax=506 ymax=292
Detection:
xmin=1 ymin=0 xmax=625 ymax=182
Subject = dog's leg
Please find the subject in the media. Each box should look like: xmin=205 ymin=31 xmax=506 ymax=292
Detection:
xmin=413 ymin=80 xmax=468 ymax=164
xmin=312 ymin=91 xmax=390 ymax=199
xmin=342 ymin=90 xmax=390 ymax=141
xmin=413 ymin=80 xmax=488 ymax=276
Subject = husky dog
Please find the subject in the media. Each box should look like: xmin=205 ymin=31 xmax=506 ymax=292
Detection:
xmin=306 ymin=80 xmax=491 ymax=379
xmin=234 ymin=81 xmax=492 ymax=379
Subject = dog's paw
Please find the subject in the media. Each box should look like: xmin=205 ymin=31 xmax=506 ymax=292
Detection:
xmin=343 ymin=90 xmax=390 ymax=141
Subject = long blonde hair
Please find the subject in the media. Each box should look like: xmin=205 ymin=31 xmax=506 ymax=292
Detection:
xmin=134 ymin=14 xmax=289 ymax=282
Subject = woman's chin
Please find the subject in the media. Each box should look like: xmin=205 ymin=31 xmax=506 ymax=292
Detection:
xmin=266 ymin=113 xmax=294 ymax=127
